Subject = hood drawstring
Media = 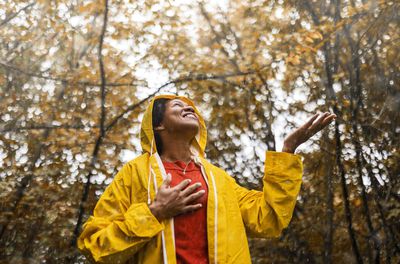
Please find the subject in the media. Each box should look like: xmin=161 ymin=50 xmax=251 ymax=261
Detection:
xmin=147 ymin=138 xmax=155 ymax=205
xmin=147 ymin=138 xmax=160 ymax=203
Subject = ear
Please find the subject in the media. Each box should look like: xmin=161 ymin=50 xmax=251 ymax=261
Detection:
xmin=154 ymin=124 xmax=165 ymax=131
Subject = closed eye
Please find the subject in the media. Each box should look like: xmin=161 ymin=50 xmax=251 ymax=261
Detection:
xmin=172 ymin=101 xmax=186 ymax=107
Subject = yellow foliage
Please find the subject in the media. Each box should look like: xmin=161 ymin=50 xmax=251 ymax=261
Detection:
xmin=342 ymin=99 xmax=351 ymax=107
xmin=286 ymin=54 xmax=301 ymax=66
xmin=309 ymin=31 xmax=323 ymax=40
xmin=78 ymin=2 xmax=101 ymax=13
xmin=304 ymin=37 xmax=314 ymax=44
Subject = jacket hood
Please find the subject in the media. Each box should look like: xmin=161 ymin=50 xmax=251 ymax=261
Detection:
xmin=140 ymin=94 xmax=207 ymax=158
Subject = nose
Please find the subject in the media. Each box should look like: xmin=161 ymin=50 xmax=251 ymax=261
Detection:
xmin=183 ymin=105 xmax=195 ymax=113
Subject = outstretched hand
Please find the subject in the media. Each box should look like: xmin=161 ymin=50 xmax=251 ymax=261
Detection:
xmin=282 ymin=112 xmax=336 ymax=153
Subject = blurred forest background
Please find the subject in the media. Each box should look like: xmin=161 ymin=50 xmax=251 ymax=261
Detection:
xmin=0 ymin=0 xmax=399 ymax=263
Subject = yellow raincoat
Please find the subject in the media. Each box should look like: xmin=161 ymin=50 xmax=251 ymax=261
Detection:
xmin=78 ymin=95 xmax=303 ymax=263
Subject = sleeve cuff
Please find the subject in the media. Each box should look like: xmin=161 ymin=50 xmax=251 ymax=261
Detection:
xmin=264 ymin=151 xmax=303 ymax=180
xmin=122 ymin=203 xmax=164 ymax=237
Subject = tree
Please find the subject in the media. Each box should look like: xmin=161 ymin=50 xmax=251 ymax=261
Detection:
xmin=0 ymin=0 xmax=399 ymax=263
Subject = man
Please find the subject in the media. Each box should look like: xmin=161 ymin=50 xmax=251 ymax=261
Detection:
xmin=78 ymin=94 xmax=336 ymax=263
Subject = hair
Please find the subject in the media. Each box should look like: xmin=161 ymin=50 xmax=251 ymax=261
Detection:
xmin=152 ymin=98 xmax=170 ymax=154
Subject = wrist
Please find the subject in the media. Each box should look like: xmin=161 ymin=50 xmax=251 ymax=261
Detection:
xmin=149 ymin=202 xmax=163 ymax=221
xmin=282 ymin=142 xmax=296 ymax=153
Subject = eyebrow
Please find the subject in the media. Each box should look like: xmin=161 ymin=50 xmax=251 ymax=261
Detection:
xmin=171 ymin=100 xmax=186 ymax=106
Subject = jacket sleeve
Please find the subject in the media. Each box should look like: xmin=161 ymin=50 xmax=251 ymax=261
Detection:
xmin=77 ymin=163 xmax=164 ymax=263
xmin=232 ymin=151 xmax=303 ymax=238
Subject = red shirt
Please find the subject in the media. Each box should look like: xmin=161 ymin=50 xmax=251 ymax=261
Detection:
xmin=162 ymin=160 xmax=209 ymax=264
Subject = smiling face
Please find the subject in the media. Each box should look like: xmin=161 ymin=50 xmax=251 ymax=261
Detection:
xmin=155 ymin=99 xmax=199 ymax=138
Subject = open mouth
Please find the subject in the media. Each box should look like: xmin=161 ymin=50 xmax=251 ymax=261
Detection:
xmin=183 ymin=112 xmax=198 ymax=120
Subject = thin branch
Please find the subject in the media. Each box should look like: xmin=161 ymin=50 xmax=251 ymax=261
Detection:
xmin=0 ymin=2 xmax=35 ymax=27
xmin=98 ymin=0 xmax=108 ymax=139
xmin=199 ymin=3 xmax=241 ymax=72
xmin=0 ymin=61 xmax=137 ymax=87
xmin=0 ymin=124 xmax=98 ymax=133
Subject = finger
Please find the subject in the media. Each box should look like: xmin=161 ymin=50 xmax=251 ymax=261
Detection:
xmin=172 ymin=179 xmax=192 ymax=191
xmin=314 ymin=113 xmax=335 ymax=129
xmin=302 ymin=113 xmax=320 ymax=129
xmin=321 ymin=114 xmax=336 ymax=127
xmin=181 ymin=203 xmax=203 ymax=214
xmin=184 ymin=189 xmax=206 ymax=204
xmin=160 ymin=173 xmax=172 ymax=189
xmin=308 ymin=112 xmax=330 ymax=132
xmin=180 ymin=182 xmax=202 ymax=197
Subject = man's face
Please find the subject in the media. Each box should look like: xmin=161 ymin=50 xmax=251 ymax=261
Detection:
xmin=157 ymin=99 xmax=199 ymax=136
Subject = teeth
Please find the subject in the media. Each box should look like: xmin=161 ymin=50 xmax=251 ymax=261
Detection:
xmin=184 ymin=113 xmax=196 ymax=118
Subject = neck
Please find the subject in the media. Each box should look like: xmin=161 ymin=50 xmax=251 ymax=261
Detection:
xmin=160 ymin=137 xmax=193 ymax=163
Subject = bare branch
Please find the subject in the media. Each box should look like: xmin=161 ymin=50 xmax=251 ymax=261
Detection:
xmin=0 ymin=61 xmax=138 ymax=87
xmin=0 ymin=124 xmax=99 ymax=133
xmin=0 ymin=2 xmax=35 ymax=27
xmin=199 ymin=3 xmax=241 ymax=72
xmin=98 ymin=1 xmax=108 ymax=139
